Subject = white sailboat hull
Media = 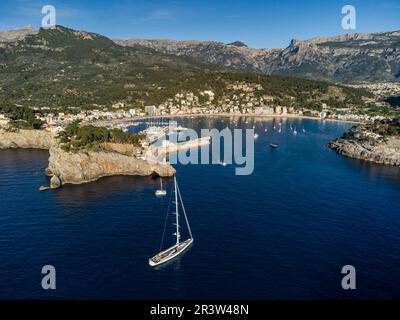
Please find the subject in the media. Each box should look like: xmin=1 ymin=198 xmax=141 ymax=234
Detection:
xmin=155 ymin=190 xmax=167 ymax=197
xmin=149 ymin=238 xmax=193 ymax=267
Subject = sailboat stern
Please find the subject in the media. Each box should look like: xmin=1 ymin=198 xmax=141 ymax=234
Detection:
xmin=148 ymin=238 xmax=193 ymax=267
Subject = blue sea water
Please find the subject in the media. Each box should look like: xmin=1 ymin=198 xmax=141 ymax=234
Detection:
xmin=1 ymin=117 xmax=400 ymax=300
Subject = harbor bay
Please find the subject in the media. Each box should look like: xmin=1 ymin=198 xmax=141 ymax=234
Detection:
xmin=1 ymin=117 xmax=400 ymax=299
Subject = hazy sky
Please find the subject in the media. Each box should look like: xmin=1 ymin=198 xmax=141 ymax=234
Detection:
xmin=0 ymin=0 xmax=399 ymax=48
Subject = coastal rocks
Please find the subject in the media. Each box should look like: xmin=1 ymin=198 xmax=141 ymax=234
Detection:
xmin=50 ymin=175 xmax=61 ymax=189
xmin=46 ymin=145 xmax=176 ymax=187
xmin=45 ymin=168 xmax=53 ymax=177
xmin=0 ymin=129 xmax=55 ymax=150
xmin=329 ymin=138 xmax=400 ymax=166
xmin=0 ymin=129 xmax=176 ymax=189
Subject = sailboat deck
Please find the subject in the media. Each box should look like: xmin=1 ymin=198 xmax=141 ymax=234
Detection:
xmin=149 ymin=239 xmax=193 ymax=266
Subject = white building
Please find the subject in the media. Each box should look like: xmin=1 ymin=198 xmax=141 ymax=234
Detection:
xmin=0 ymin=114 xmax=10 ymax=126
xmin=255 ymin=106 xmax=275 ymax=115
xmin=49 ymin=126 xmax=64 ymax=134
xmin=145 ymin=105 xmax=160 ymax=116
xmin=200 ymin=90 xmax=215 ymax=101
xmin=112 ymin=102 xmax=125 ymax=109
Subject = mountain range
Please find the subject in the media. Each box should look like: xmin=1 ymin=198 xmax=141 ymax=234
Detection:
xmin=115 ymin=31 xmax=400 ymax=84
xmin=0 ymin=25 xmax=372 ymax=113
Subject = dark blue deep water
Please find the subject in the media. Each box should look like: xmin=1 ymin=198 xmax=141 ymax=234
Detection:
xmin=1 ymin=117 xmax=400 ymax=300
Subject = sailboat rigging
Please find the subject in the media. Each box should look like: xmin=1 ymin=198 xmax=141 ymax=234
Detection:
xmin=149 ymin=176 xmax=193 ymax=267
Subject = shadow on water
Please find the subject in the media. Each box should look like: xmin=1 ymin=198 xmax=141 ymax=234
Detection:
xmin=52 ymin=175 xmax=174 ymax=205
xmin=345 ymin=157 xmax=400 ymax=186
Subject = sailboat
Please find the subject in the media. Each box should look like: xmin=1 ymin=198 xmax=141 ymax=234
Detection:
xmin=149 ymin=176 xmax=193 ymax=267
xmin=155 ymin=177 xmax=167 ymax=197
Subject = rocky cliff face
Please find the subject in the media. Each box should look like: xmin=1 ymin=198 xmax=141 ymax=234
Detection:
xmin=329 ymin=137 xmax=400 ymax=166
xmin=116 ymin=30 xmax=400 ymax=83
xmin=0 ymin=129 xmax=55 ymax=149
xmin=114 ymin=38 xmax=276 ymax=74
xmin=0 ymin=25 xmax=38 ymax=45
xmin=47 ymin=145 xmax=176 ymax=187
xmin=0 ymin=129 xmax=176 ymax=188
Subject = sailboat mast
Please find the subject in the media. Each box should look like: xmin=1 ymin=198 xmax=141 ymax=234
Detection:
xmin=177 ymin=184 xmax=193 ymax=240
xmin=174 ymin=176 xmax=180 ymax=246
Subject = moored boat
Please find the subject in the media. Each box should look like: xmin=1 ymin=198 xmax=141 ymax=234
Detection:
xmin=149 ymin=176 xmax=193 ymax=267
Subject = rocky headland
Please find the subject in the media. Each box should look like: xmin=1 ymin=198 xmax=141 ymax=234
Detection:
xmin=46 ymin=143 xmax=175 ymax=188
xmin=329 ymin=120 xmax=400 ymax=166
xmin=0 ymin=129 xmax=176 ymax=189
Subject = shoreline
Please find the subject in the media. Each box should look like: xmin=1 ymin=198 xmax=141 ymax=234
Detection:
xmin=94 ymin=113 xmax=361 ymax=126
xmin=329 ymin=138 xmax=400 ymax=167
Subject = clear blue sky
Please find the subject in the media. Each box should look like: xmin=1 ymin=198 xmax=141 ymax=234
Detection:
xmin=0 ymin=0 xmax=399 ymax=48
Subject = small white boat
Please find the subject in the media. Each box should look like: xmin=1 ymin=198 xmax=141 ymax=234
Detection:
xmin=254 ymin=133 xmax=259 ymax=139
xmin=293 ymin=127 xmax=298 ymax=135
xmin=155 ymin=178 xmax=167 ymax=197
xmin=149 ymin=176 xmax=193 ymax=267
xmin=220 ymin=161 xmax=228 ymax=167
xmin=155 ymin=190 xmax=167 ymax=197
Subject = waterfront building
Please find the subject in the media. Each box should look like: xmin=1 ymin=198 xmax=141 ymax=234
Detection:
xmin=145 ymin=105 xmax=160 ymax=116
xmin=255 ymin=106 xmax=275 ymax=115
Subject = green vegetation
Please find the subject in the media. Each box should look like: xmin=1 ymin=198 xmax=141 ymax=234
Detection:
xmin=366 ymin=104 xmax=400 ymax=118
xmin=0 ymin=101 xmax=43 ymax=129
xmin=345 ymin=119 xmax=400 ymax=143
xmin=369 ymin=119 xmax=400 ymax=137
xmin=58 ymin=122 xmax=145 ymax=152
xmin=0 ymin=26 xmax=372 ymax=114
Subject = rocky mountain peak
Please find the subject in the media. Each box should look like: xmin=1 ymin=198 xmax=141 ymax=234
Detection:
xmin=116 ymin=29 xmax=400 ymax=83
xmin=0 ymin=25 xmax=38 ymax=43
xmin=227 ymin=41 xmax=248 ymax=48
